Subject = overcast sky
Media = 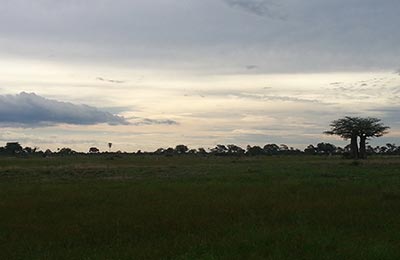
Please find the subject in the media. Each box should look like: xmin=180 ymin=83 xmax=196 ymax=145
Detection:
xmin=0 ymin=0 xmax=399 ymax=151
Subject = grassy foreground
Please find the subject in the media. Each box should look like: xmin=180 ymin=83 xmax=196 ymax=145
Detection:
xmin=1 ymin=155 xmax=400 ymax=260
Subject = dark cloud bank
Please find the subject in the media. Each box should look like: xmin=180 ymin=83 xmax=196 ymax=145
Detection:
xmin=0 ymin=92 xmax=179 ymax=127
xmin=0 ymin=92 xmax=128 ymax=127
xmin=2 ymin=0 xmax=399 ymax=73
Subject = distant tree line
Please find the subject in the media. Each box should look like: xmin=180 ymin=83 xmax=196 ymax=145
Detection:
xmin=150 ymin=143 xmax=400 ymax=157
xmin=1 ymin=142 xmax=399 ymax=158
xmin=0 ymin=142 xmax=79 ymax=157
xmin=0 ymin=114 xmax=393 ymax=159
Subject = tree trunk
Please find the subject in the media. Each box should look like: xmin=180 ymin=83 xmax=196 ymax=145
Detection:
xmin=350 ymin=135 xmax=359 ymax=159
xmin=359 ymin=136 xmax=367 ymax=159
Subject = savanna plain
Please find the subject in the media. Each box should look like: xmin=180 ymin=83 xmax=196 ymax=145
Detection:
xmin=1 ymin=155 xmax=400 ymax=260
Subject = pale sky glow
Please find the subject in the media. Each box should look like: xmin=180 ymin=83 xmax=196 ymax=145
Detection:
xmin=0 ymin=0 xmax=399 ymax=152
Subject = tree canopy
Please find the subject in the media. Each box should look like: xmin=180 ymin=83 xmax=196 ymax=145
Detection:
xmin=325 ymin=116 xmax=389 ymax=159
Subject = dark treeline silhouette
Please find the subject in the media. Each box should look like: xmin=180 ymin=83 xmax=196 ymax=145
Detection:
xmin=0 ymin=116 xmax=391 ymax=159
xmin=0 ymin=142 xmax=78 ymax=157
xmin=1 ymin=142 xmax=400 ymax=158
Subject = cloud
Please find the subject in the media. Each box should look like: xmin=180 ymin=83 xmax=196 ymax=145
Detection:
xmin=234 ymin=93 xmax=321 ymax=103
xmin=245 ymin=65 xmax=259 ymax=70
xmin=324 ymin=75 xmax=400 ymax=102
xmin=367 ymin=106 xmax=400 ymax=125
xmin=127 ymin=117 xmax=179 ymax=126
xmin=139 ymin=119 xmax=178 ymax=126
xmin=223 ymin=0 xmax=285 ymax=19
xmin=0 ymin=92 xmax=129 ymax=126
xmin=96 ymin=77 xmax=125 ymax=84
xmin=1 ymin=0 xmax=399 ymax=73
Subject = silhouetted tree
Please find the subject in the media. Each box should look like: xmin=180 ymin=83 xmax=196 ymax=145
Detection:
xmin=325 ymin=117 xmax=360 ymax=159
xmin=187 ymin=149 xmax=197 ymax=154
xmin=210 ymin=145 xmax=228 ymax=155
xmin=263 ymin=144 xmax=280 ymax=155
xmin=44 ymin=149 xmax=52 ymax=157
xmin=164 ymin=148 xmax=174 ymax=156
xmin=304 ymin=144 xmax=317 ymax=155
xmin=154 ymin=148 xmax=165 ymax=155
xmin=385 ymin=143 xmax=397 ymax=154
xmin=58 ymin=147 xmax=76 ymax=156
xmin=175 ymin=145 xmax=189 ymax=154
xmin=279 ymin=144 xmax=289 ymax=151
xmin=23 ymin=146 xmax=37 ymax=154
xmin=356 ymin=117 xmax=389 ymax=159
xmin=325 ymin=116 xmax=389 ymax=159
xmin=227 ymin=144 xmax=245 ymax=155
xmin=379 ymin=146 xmax=388 ymax=154
xmin=246 ymin=145 xmax=264 ymax=156
xmin=197 ymin=148 xmax=208 ymax=155
xmin=89 ymin=147 xmax=100 ymax=154
xmin=316 ymin=142 xmax=336 ymax=155
xmin=5 ymin=142 xmax=23 ymax=155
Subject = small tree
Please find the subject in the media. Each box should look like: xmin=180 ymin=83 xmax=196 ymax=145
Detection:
xmin=5 ymin=142 xmax=23 ymax=155
xmin=263 ymin=144 xmax=280 ymax=155
xmin=89 ymin=147 xmax=100 ymax=154
xmin=316 ymin=142 xmax=336 ymax=155
xmin=44 ymin=149 xmax=53 ymax=157
xmin=164 ymin=147 xmax=174 ymax=156
xmin=246 ymin=145 xmax=264 ymax=156
xmin=175 ymin=145 xmax=189 ymax=154
xmin=187 ymin=149 xmax=197 ymax=154
xmin=227 ymin=144 xmax=245 ymax=155
xmin=210 ymin=145 xmax=228 ymax=155
xmin=304 ymin=144 xmax=317 ymax=155
xmin=58 ymin=147 xmax=76 ymax=156
xmin=154 ymin=148 xmax=165 ymax=155
xmin=197 ymin=148 xmax=208 ymax=155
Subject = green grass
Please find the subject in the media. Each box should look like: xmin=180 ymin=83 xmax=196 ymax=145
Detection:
xmin=1 ymin=155 xmax=400 ymax=259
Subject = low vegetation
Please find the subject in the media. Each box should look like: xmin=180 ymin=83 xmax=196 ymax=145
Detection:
xmin=2 ymin=141 xmax=400 ymax=158
xmin=1 ymin=155 xmax=400 ymax=259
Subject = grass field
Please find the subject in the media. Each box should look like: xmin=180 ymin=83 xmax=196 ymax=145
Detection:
xmin=1 ymin=155 xmax=400 ymax=259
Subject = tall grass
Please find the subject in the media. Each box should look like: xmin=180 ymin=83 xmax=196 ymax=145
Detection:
xmin=1 ymin=156 xmax=400 ymax=259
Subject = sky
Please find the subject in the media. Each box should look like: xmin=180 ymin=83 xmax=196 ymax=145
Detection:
xmin=0 ymin=0 xmax=399 ymax=152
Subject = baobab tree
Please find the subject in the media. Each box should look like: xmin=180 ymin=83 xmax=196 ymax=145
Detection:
xmin=356 ymin=117 xmax=390 ymax=159
xmin=324 ymin=117 xmax=360 ymax=159
xmin=325 ymin=116 xmax=389 ymax=159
